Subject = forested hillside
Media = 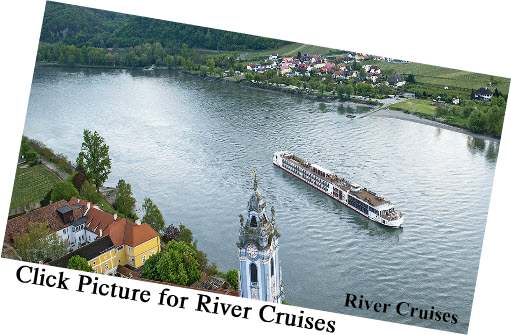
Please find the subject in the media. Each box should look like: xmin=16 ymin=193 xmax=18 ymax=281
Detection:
xmin=39 ymin=2 xmax=290 ymax=51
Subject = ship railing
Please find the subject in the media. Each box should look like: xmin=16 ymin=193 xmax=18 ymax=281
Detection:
xmin=383 ymin=211 xmax=402 ymax=221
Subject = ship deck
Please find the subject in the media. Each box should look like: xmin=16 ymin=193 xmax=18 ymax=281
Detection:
xmin=283 ymin=154 xmax=388 ymax=208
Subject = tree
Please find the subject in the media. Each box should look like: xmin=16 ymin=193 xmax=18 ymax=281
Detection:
xmin=50 ymin=182 xmax=79 ymax=202
xmin=142 ymin=197 xmax=165 ymax=233
xmin=80 ymin=181 xmax=101 ymax=204
xmin=140 ymin=252 xmax=162 ymax=280
xmin=14 ymin=222 xmax=68 ymax=263
xmin=345 ymin=84 xmax=354 ymax=97
xmin=318 ymin=83 xmax=326 ymax=97
xmin=67 ymin=255 xmax=93 ymax=272
xmin=76 ymin=129 xmax=112 ymax=192
xmin=71 ymin=171 xmax=88 ymax=192
xmin=177 ymin=224 xmax=194 ymax=245
xmin=359 ymin=67 xmax=367 ymax=78
xmin=159 ymin=240 xmax=201 ymax=285
xmin=162 ymin=224 xmax=180 ymax=244
xmin=115 ymin=179 xmax=137 ymax=219
xmin=336 ymin=84 xmax=346 ymax=100
xmin=467 ymin=110 xmax=486 ymax=133
xmin=225 ymin=269 xmax=239 ymax=289
xmin=206 ymin=58 xmax=215 ymax=74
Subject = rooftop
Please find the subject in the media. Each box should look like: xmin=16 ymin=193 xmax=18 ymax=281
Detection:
xmin=284 ymin=154 xmax=388 ymax=208
xmin=49 ymin=235 xmax=115 ymax=268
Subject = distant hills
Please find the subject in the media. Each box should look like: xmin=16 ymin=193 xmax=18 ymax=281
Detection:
xmin=40 ymin=2 xmax=290 ymax=51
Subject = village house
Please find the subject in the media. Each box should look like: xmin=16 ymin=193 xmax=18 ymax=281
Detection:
xmin=279 ymin=64 xmax=291 ymax=75
xmin=49 ymin=235 xmax=118 ymax=274
xmin=452 ymin=96 xmax=460 ymax=105
xmin=281 ymin=57 xmax=293 ymax=64
xmin=333 ymin=70 xmax=345 ymax=79
xmin=474 ymin=87 xmax=493 ymax=101
xmin=4 ymin=200 xmax=83 ymax=248
xmin=5 ymin=197 xmax=161 ymax=269
xmin=269 ymin=53 xmax=278 ymax=60
xmin=387 ymin=74 xmax=406 ymax=87
xmin=321 ymin=62 xmax=335 ymax=74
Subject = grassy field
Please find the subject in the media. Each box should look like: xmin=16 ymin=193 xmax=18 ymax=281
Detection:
xmin=389 ymin=99 xmax=438 ymax=117
xmin=9 ymin=164 xmax=62 ymax=210
xmin=388 ymin=99 xmax=467 ymax=128
xmin=243 ymin=42 xmax=511 ymax=58
xmin=378 ymin=62 xmax=510 ymax=94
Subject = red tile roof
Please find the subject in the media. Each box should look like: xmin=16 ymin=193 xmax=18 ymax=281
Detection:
xmin=4 ymin=200 xmax=83 ymax=246
xmin=7 ymin=197 xmax=159 ymax=249
xmin=71 ymin=197 xmax=159 ymax=247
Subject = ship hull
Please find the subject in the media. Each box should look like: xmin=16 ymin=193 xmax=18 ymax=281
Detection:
xmin=273 ymin=152 xmax=403 ymax=228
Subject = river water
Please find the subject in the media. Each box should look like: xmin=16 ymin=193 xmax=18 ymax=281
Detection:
xmin=23 ymin=66 xmax=499 ymax=333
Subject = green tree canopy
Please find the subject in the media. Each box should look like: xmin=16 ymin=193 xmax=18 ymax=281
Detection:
xmin=14 ymin=222 xmax=68 ymax=263
xmin=142 ymin=197 xmax=165 ymax=233
xmin=76 ymin=129 xmax=112 ymax=192
xmin=141 ymin=240 xmax=200 ymax=286
xmin=67 ymin=255 xmax=93 ymax=272
xmin=225 ymin=269 xmax=239 ymax=290
xmin=79 ymin=181 xmax=101 ymax=204
xmin=50 ymin=182 xmax=79 ymax=202
xmin=115 ymin=179 xmax=137 ymax=219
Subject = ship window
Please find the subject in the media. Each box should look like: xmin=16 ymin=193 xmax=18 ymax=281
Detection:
xmin=251 ymin=216 xmax=257 ymax=227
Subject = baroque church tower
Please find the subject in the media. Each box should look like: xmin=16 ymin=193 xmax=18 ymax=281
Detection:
xmin=237 ymin=170 xmax=283 ymax=303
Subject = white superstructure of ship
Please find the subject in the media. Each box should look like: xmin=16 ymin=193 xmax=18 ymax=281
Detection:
xmin=273 ymin=151 xmax=403 ymax=228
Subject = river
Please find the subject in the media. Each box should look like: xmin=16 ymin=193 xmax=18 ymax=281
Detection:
xmin=23 ymin=66 xmax=499 ymax=333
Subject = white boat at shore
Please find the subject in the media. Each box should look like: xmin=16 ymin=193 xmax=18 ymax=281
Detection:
xmin=142 ymin=64 xmax=155 ymax=71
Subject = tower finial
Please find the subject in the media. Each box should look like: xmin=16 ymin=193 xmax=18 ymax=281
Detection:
xmin=253 ymin=166 xmax=258 ymax=190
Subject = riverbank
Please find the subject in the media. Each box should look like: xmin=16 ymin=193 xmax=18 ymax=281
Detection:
xmin=180 ymin=70 xmax=381 ymax=108
xmin=36 ymin=63 xmax=498 ymax=140
xmin=368 ymin=108 xmax=499 ymax=142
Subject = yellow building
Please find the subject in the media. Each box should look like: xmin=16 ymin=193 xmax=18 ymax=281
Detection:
xmin=48 ymin=197 xmax=162 ymax=272
xmin=49 ymin=235 xmax=118 ymax=274
xmin=105 ymin=219 xmax=161 ymax=268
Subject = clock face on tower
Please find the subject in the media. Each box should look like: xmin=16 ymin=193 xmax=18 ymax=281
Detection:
xmin=246 ymin=243 xmax=258 ymax=259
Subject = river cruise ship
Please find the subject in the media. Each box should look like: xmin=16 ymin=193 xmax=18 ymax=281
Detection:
xmin=273 ymin=151 xmax=403 ymax=228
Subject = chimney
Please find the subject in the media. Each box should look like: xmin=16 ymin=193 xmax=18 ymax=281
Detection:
xmin=77 ymin=199 xmax=80 ymax=203
xmin=84 ymin=202 xmax=91 ymax=216
xmin=135 ymin=219 xmax=141 ymax=225
xmin=114 ymin=214 xmax=117 ymax=221
xmin=99 ymin=229 xmax=102 ymax=237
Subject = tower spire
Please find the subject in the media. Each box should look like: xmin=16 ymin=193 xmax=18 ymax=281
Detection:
xmin=253 ymin=166 xmax=258 ymax=190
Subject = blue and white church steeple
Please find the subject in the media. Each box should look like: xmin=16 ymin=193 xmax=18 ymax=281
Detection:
xmin=237 ymin=169 xmax=283 ymax=303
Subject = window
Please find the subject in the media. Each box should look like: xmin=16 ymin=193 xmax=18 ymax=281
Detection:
xmin=271 ymin=258 xmax=275 ymax=277
xmin=250 ymin=263 xmax=258 ymax=284
xmin=105 ymin=263 xmax=109 ymax=271
xmin=251 ymin=216 xmax=257 ymax=227
xmin=94 ymin=269 xmax=98 ymax=274
xmin=142 ymin=255 xmax=146 ymax=263
xmin=151 ymin=250 xmax=155 ymax=256
xmin=93 ymin=261 xmax=96 ymax=265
